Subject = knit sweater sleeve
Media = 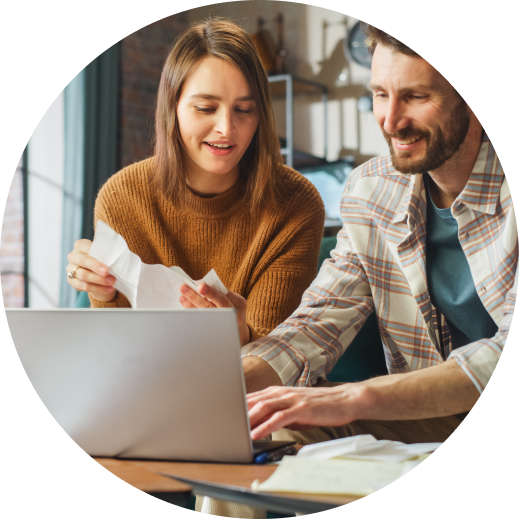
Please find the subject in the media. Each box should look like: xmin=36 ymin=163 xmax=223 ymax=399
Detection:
xmin=245 ymin=177 xmax=325 ymax=341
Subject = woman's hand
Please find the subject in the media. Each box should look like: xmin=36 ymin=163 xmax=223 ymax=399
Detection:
xmin=66 ymin=239 xmax=117 ymax=303
xmin=179 ymin=283 xmax=250 ymax=346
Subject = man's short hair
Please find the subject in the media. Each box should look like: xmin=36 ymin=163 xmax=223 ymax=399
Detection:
xmin=361 ymin=23 xmax=419 ymax=57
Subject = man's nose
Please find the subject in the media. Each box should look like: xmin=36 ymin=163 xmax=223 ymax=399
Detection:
xmin=383 ymin=98 xmax=410 ymax=135
xmin=214 ymin=110 xmax=234 ymax=136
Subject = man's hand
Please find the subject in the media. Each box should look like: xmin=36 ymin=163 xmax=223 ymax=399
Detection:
xmin=246 ymin=360 xmax=480 ymax=439
xmin=247 ymin=384 xmax=363 ymax=439
xmin=179 ymin=283 xmax=249 ymax=346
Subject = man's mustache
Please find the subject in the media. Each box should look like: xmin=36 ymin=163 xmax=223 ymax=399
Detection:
xmin=382 ymin=127 xmax=430 ymax=141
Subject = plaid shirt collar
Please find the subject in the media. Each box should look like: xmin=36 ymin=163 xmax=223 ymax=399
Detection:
xmin=393 ymin=133 xmax=502 ymax=225
xmin=455 ymin=134 xmax=503 ymax=216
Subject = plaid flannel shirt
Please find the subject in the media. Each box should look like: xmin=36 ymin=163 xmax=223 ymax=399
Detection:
xmin=244 ymin=135 xmax=517 ymax=393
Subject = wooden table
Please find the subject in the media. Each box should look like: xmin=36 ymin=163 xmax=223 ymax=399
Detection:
xmin=95 ymin=458 xmax=359 ymax=514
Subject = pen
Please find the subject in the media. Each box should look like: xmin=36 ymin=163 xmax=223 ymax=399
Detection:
xmin=254 ymin=445 xmax=297 ymax=464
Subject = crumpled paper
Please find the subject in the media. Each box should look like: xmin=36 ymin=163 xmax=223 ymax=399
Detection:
xmin=89 ymin=220 xmax=227 ymax=308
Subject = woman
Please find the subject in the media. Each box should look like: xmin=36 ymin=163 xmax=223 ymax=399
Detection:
xmin=66 ymin=18 xmax=324 ymax=346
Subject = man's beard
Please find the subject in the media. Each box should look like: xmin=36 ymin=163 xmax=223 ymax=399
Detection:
xmin=383 ymin=100 xmax=471 ymax=174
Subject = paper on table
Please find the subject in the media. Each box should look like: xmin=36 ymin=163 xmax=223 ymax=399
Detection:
xmin=297 ymin=434 xmax=441 ymax=463
xmin=89 ymin=220 xmax=228 ymax=308
xmin=252 ymin=456 xmax=406 ymax=496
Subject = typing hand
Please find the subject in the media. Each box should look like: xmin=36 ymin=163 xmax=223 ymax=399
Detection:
xmin=179 ymin=283 xmax=250 ymax=346
xmin=247 ymin=385 xmax=358 ymax=439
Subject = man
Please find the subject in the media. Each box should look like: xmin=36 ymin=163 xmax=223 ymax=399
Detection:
xmin=241 ymin=24 xmax=517 ymax=444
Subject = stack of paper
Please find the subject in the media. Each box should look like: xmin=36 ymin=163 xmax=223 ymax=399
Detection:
xmin=89 ymin=221 xmax=228 ymax=308
xmin=297 ymin=434 xmax=441 ymax=462
xmin=253 ymin=435 xmax=440 ymax=497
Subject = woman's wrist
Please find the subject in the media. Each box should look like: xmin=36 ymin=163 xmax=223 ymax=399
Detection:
xmin=89 ymin=290 xmax=118 ymax=303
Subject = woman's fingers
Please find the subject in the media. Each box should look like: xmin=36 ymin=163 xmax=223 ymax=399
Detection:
xmin=224 ymin=290 xmax=247 ymax=311
xmin=66 ymin=239 xmax=116 ymax=302
xmin=179 ymin=284 xmax=250 ymax=345
xmin=179 ymin=283 xmax=234 ymax=309
xmin=179 ymin=284 xmax=217 ymax=309
xmin=198 ymin=284 xmax=233 ymax=307
xmin=66 ymin=261 xmax=115 ymax=288
xmin=68 ymin=248 xmax=110 ymax=278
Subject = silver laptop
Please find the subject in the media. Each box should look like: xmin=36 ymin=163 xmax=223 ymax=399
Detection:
xmin=6 ymin=308 xmax=290 ymax=463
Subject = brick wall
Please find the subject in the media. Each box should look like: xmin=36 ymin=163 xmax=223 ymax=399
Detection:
xmin=118 ymin=13 xmax=188 ymax=169
xmin=1 ymin=158 xmax=24 ymax=308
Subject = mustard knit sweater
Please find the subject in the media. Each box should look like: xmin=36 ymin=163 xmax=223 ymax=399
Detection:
xmin=90 ymin=158 xmax=325 ymax=341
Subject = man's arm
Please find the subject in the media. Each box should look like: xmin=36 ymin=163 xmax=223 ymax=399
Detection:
xmin=247 ymin=359 xmax=479 ymax=439
xmin=243 ymin=356 xmax=281 ymax=394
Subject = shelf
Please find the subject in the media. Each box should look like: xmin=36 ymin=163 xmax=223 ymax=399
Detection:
xmin=268 ymin=74 xmax=328 ymax=170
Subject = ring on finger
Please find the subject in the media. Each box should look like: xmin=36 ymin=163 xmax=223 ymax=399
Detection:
xmin=68 ymin=266 xmax=79 ymax=280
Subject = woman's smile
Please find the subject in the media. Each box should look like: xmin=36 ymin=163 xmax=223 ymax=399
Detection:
xmin=203 ymin=140 xmax=237 ymax=156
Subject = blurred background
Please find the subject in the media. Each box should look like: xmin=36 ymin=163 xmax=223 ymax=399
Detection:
xmin=1 ymin=0 xmax=389 ymax=309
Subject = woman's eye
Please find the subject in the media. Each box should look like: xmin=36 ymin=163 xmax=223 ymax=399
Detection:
xmin=195 ymin=106 xmax=215 ymax=113
xmin=235 ymin=108 xmax=253 ymax=114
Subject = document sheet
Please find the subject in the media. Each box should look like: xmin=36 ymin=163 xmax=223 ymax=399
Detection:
xmin=89 ymin=220 xmax=227 ymax=308
xmin=253 ymin=435 xmax=440 ymax=497
xmin=253 ymin=456 xmax=407 ymax=496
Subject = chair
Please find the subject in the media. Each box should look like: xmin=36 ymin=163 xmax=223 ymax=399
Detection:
xmin=75 ymin=290 xmax=91 ymax=308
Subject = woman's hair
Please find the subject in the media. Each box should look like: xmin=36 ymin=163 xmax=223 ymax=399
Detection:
xmin=153 ymin=18 xmax=282 ymax=212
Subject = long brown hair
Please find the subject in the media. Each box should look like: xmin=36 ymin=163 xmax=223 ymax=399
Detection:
xmin=153 ymin=18 xmax=282 ymax=212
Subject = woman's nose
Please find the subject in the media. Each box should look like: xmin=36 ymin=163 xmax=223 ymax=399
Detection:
xmin=214 ymin=110 xmax=234 ymax=136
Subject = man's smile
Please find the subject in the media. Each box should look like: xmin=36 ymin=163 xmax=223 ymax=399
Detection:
xmin=393 ymin=135 xmax=424 ymax=150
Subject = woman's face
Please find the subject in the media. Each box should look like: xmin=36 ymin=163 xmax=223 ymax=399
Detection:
xmin=176 ymin=56 xmax=259 ymax=192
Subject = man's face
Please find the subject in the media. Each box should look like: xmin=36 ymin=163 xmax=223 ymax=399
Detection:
xmin=370 ymin=44 xmax=471 ymax=174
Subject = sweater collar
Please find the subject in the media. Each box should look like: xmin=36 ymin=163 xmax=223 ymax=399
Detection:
xmin=183 ymin=174 xmax=247 ymax=217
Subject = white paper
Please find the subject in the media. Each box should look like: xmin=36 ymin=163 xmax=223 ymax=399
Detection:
xmin=253 ymin=456 xmax=405 ymax=496
xmin=89 ymin=220 xmax=228 ymax=308
xmin=297 ymin=434 xmax=441 ymax=463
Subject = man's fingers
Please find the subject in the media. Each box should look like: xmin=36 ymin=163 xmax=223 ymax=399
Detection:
xmin=247 ymin=388 xmax=281 ymax=409
xmin=250 ymin=408 xmax=300 ymax=440
xmin=248 ymin=395 xmax=297 ymax=429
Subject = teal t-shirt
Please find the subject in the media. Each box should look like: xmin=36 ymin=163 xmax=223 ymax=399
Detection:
xmin=425 ymin=175 xmax=498 ymax=348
